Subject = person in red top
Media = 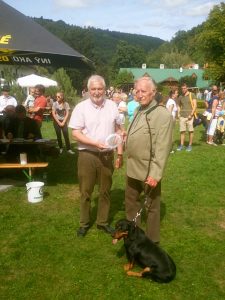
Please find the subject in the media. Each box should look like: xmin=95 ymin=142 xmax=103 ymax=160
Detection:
xmin=29 ymin=84 xmax=47 ymax=128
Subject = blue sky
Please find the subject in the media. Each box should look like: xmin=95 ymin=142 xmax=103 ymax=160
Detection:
xmin=4 ymin=0 xmax=221 ymax=41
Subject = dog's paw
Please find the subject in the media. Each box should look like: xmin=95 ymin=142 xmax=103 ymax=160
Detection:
xmin=126 ymin=270 xmax=133 ymax=276
xmin=124 ymin=263 xmax=132 ymax=271
xmin=127 ymin=270 xmax=143 ymax=277
xmin=112 ymin=239 xmax=118 ymax=245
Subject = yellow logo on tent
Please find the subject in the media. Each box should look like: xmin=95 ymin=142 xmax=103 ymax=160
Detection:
xmin=0 ymin=35 xmax=12 ymax=44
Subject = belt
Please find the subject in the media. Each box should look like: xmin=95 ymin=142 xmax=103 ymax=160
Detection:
xmin=79 ymin=149 xmax=114 ymax=157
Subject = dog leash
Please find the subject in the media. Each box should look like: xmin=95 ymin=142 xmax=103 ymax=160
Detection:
xmin=132 ymin=184 xmax=153 ymax=225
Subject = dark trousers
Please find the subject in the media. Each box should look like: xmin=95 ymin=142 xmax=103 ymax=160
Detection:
xmin=78 ymin=150 xmax=114 ymax=227
xmin=0 ymin=114 xmax=5 ymax=139
xmin=53 ymin=121 xmax=71 ymax=150
xmin=125 ymin=176 xmax=161 ymax=243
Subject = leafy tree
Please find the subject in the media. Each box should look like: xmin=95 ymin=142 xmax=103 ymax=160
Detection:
xmin=11 ymin=85 xmax=25 ymax=104
xmin=161 ymin=49 xmax=192 ymax=68
xmin=146 ymin=42 xmax=171 ymax=68
xmin=157 ymin=83 xmax=170 ymax=97
xmin=196 ymin=3 xmax=225 ymax=82
xmin=179 ymin=75 xmax=197 ymax=88
xmin=112 ymin=70 xmax=134 ymax=89
xmin=1 ymin=67 xmax=15 ymax=84
xmin=170 ymin=30 xmax=190 ymax=52
xmin=66 ymin=68 xmax=93 ymax=96
xmin=111 ymin=41 xmax=146 ymax=71
xmin=52 ymin=68 xmax=78 ymax=106
xmin=34 ymin=66 xmax=53 ymax=77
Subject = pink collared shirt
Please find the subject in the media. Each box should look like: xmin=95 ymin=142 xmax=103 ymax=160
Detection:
xmin=69 ymin=98 xmax=121 ymax=151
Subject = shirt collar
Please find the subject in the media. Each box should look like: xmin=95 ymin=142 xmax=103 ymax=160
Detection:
xmin=89 ymin=98 xmax=106 ymax=109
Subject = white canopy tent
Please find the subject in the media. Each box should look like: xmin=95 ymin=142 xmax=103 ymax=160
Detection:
xmin=17 ymin=74 xmax=58 ymax=88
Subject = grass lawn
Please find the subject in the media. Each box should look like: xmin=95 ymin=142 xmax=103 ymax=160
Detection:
xmin=1 ymin=120 xmax=225 ymax=299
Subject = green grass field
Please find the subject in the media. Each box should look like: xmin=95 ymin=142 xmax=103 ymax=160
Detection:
xmin=1 ymin=120 xmax=225 ymax=299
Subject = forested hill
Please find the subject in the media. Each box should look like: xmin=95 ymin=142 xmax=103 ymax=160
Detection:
xmin=34 ymin=17 xmax=165 ymax=64
xmin=31 ymin=3 xmax=224 ymax=89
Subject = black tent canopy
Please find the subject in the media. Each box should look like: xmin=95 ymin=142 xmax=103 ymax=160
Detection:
xmin=0 ymin=0 xmax=93 ymax=68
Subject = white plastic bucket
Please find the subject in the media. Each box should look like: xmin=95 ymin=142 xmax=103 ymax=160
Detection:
xmin=26 ymin=181 xmax=44 ymax=203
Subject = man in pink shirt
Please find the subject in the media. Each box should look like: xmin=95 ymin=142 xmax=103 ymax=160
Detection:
xmin=69 ymin=75 xmax=123 ymax=237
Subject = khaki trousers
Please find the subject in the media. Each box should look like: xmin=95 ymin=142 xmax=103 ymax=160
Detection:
xmin=125 ymin=176 xmax=161 ymax=243
xmin=78 ymin=150 xmax=114 ymax=227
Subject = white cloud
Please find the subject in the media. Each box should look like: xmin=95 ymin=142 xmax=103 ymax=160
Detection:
xmin=186 ymin=2 xmax=215 ymax=16
xmin=143 ymin=20 xmax=164 ymax=28
xmin=142 ymin=0 xmax=188 ymax=7
xmin=164 ymin=0 xmax=187 ymax=7
xmin=54 ymin=0 xmax=102 ymax=8
xmin=55 ymin=0 xmax=86 ymax=8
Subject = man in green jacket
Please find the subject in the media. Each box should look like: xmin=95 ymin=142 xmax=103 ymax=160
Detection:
xmin=125 ymin=76 xmax=173 ymax=244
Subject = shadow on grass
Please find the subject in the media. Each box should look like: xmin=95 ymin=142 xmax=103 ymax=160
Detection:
xmin=88 ymin=187 xmax=166 ymax=230
xmin=110 ymin=188 xmax=125 ymax=222
xmin=43 ymin=191 xmax=50 ymax=198
xmin=44 ymin=149 xmax=79 ymax=185
xmin=89 ymin=188 xmax=125 ymax=228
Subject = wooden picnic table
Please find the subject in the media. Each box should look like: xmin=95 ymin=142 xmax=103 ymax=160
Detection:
xmin=0 ymin=162 xmax=48 ymax=181
xmin=0 ymin=138 xmax=57 ymax=180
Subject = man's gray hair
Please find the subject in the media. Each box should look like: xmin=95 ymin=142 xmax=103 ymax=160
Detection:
xmin=135 ymin=76 xmax=156 ymax=90
xmin=87 ymin=75 xmax=106 ymax=90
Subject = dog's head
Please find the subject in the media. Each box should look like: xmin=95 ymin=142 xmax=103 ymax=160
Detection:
xmin=112 ymin=219 xmax=137 ymax=244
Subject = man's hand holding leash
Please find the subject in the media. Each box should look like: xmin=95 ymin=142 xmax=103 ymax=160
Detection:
xmin=145 ymin=176 xmax=158 ymax=188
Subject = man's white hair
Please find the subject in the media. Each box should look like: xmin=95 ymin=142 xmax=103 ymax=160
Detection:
xmin=135 ymin=76 xmax=156 ymax=90
xmin=87 ymin=75 xmax=106 ymax=90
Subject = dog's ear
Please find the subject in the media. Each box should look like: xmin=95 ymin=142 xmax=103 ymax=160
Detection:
xmin=128 ymin=221 xmax=137 ymax=240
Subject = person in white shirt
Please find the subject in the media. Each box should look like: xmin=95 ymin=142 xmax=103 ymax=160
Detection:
xmin=166 ymin=89 xmax=178 ymax=120
xmin=0 ymin=85 xmax=17 ymax=138
xmin=0 ymin=85 xmax=17 ymax=113
xmin=23 ymin=87 xmax=35 ymax=109
xmin=112 ymin=92 xmax=127 ymax=126
xmin=166 ymin=89 xmax=178 ymax=153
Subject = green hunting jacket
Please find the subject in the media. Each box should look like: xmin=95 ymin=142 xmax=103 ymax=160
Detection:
xmin=126 ymin=99 xmax=173 ymax=182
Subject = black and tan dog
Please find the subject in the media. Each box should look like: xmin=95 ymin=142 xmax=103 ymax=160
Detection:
xmin=112 ymin=219 xmax=176 ymax=283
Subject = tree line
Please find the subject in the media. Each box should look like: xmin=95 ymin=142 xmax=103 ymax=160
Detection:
xmin=2 ymin=3 xmax=224 ymax=105
xmin=34 ymin=2 xmax=224 ymax=90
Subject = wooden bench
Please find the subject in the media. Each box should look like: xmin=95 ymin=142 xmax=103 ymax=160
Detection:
xmin=0 ymin=162 xmax=48 ymax=181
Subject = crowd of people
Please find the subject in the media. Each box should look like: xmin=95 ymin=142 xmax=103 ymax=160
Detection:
xmin=204 ymin=85 xmax=225 ymax=146
xmin=0 ymin=76 xmax=225 ymax=242
xmin=82 ymin=81 xmax=225 ymax=153
xmin=0 ymin=84 xmax=75 ymax=161
xmin=174 ymin=83 xmax=225 ymax=150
